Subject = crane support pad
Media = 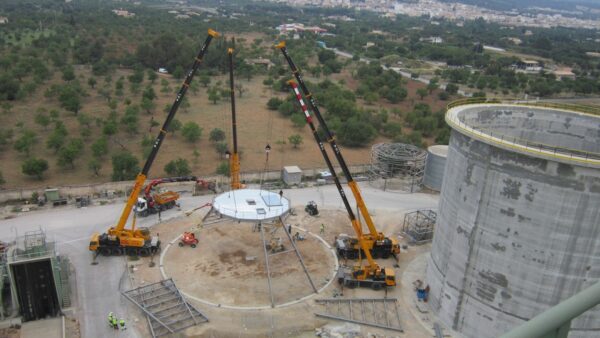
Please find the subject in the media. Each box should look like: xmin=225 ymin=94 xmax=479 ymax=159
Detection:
xmin=122 ymin=278 xmax=208 ymax=337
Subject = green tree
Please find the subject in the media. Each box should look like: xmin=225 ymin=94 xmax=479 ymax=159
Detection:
xmin=164 ymin=158 xmax=191 ymax=176
xmin=147 ymin=70 xmax=158 ymax=84
xmin=209 ymin=128 xmax=226 ymax=143
xmin=103 ymin=119 xmax=118 ymax=136
xmin=181 ymin=122 xmax=202 ymax=143
xmin=22 ymin=158 xmax=49 ymax=180
xmin=14 ymin=130 xmax=37 ymax=156
xmin=277 ymin=101 xmax=295 ymax=117
xmin=62 ymin=65 xmax=75 ymax=82
xmin=0 ymin=171 xmax=4 ymax=186
xmin=77 ymin=113 xmax=92 ymax=128
xmin=47 ymin=126 xmax=68 ymax=153
xmin=288 ymin=134 xmax=303 ymax=148
xmin=57 ymin=138 xmax=84 ymax=169
xmin=172 ymin=66 xmax=184 ymax=79
xmin=59 ymin=85 xmax=82 ymax=115
xmin=142 ymin=86 xmax=156 ymax=101
xmin=199 ymin=74 xmax=211 ymax=87
xmin=215 ymin=142 xmax=228 ymax=155
xmin=88 ymin=77 xmax=97 ymax=89
xmin=111 ymin=152 xmax=140 ymax=181
xmin=92 ymin=137 xmax=108 ymax=158
xmin=267 ymin=97 xmax=283 ymax=110
xmin=88 ymin=158 xmax=102 ymax=176
xmin=216 ymin=161 xmax=230 ymax=176
xmin=416 ymin=87 xmax=428 ymax=100
xmin=208 ymin=87 xmax=220 ymax=104
xmin=35 ymin=113 xmax=51 ymax=130
xmin=445 ymin=83 xmax=459 ymax=95
xmin=168 ymin=119 xmax=182 ymax=135
xmin=291 ymin=113 xmax=305 ymax=128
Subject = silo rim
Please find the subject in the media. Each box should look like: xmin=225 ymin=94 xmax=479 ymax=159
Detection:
xmin=428 ymin=145 xmax=448 ymax=157
xmin=445 ymin=103 xmax=600 ymax=168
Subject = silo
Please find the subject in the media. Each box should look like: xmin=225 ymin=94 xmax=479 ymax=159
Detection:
xmin=426 ymin=103 xmax=600 ymax=337
xmin=423 ymin=145 xmax=448 ymax=191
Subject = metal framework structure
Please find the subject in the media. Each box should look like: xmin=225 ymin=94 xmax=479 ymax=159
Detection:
xmin=259 ymin=216 xmax=317 ymax=307
xmin=402 ymin=209 xmax=437 ymax=244
xmin=368 ymin=143 xmax=427 ymax=193
xmin=122 ymin=279 xmax=208 ymax=337
xmin=314 ymin=298 xmax=403 ymax=332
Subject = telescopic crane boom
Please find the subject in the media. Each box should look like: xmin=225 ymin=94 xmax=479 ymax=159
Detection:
xmin=226 ymin=41 xmax=243 ymax=190
xmin=88 ymin=29 xmax=219 ymax=257
xmin=277 ymin=41 xmax=399 ymax=260
xmin=288 ymin=80 xmax=395 ymax=289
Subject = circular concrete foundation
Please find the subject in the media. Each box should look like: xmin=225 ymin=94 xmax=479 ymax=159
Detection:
xmin=160 ymin=220 xmax=337 ymax=309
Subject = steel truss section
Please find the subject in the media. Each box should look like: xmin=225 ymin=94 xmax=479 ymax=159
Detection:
xmin=315 ymin=298 xmax=403 ymax=332
xmin=402 ymin=209 xmax=437 ymax=244
xmin=122 ymin=278 xmax=208 ymax=337
xmin=260 ymin=216 xmax=317 ymax=308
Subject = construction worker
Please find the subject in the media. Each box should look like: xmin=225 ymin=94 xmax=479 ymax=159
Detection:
xmin=108 ymin=312 xmax=114 ymax=327
xmin=112 ymin=316 xmax=118 ymax=330
xmin=320 ymin=223 xmax=325 ymax=235
xmin=119 ymin=318 xmax=126 ymax=330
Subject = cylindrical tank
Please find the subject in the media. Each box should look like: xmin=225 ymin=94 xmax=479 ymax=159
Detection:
xmin=427 ymin=104 xmax=600 ymax=337
xmin=423 ymin=145 xmax=448 ymax=191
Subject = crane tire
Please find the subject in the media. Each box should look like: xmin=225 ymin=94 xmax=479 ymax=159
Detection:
xmin=139 ymin=248 xmax=150 ymax=257
xmin=112 ymin=248 xmax=123 ymax=256
xmin=100 ymin=247 xmax=112 ymax=256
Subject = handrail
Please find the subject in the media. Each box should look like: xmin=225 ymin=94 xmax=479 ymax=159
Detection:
xmin=500 ymin=281 xmax=600 ymax=338
xmin=445 ymin=100 xmax=600 ymax=165
xmin=446 ymin=98 xmax=600 ymax=116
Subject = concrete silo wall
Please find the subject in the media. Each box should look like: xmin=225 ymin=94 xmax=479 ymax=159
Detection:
xmin=427 ymin=104 xmax=600 ymax=337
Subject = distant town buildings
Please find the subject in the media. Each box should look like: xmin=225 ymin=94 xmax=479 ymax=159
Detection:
xmin=420 ymin=36 xmax=444 ymax=44
xmin=276 ymin=23 xmax=327 ymax=35
xmin=265 ymin=0 xmax=600 ymax=30
xmin=0 ymin=17 xmax=8 ymax=25
xmin=112 ymin=9 xmax=135 ymax=18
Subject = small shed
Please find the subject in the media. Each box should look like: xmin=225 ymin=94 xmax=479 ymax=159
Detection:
xmin=44 ymin=189 xmax=60 ymax=202
xmin=282 ymin=166 xmax=302 ymax=186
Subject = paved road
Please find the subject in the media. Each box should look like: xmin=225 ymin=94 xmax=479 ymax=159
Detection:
xmin=0 ymin=183 xmax=439 ymax=338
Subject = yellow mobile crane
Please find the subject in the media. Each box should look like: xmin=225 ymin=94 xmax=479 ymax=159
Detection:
xmin=288 ymin=80 xmax=394 ymax=289
xmin=225 ymin=42 xmax=243 ymax=190
xmin=276 ymin=41 xmax=400 ymax=260
xmin=89 ymin=29 xmax=219 ymax=257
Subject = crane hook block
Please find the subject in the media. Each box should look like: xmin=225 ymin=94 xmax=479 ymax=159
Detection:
xmin=275 ymin=41 xmax=286 ymax=49
xmin=208 ymin=29 xmax=220 ymax=37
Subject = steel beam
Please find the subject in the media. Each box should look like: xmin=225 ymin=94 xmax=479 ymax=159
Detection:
xmin=259 ymin=223 xmax=275 ymax=308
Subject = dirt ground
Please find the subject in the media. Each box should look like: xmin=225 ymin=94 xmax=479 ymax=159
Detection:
xmin=163 ymin=218 xmax=335 ymax=307
xmin=129 ymin=205 xmax=436 ymax=337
